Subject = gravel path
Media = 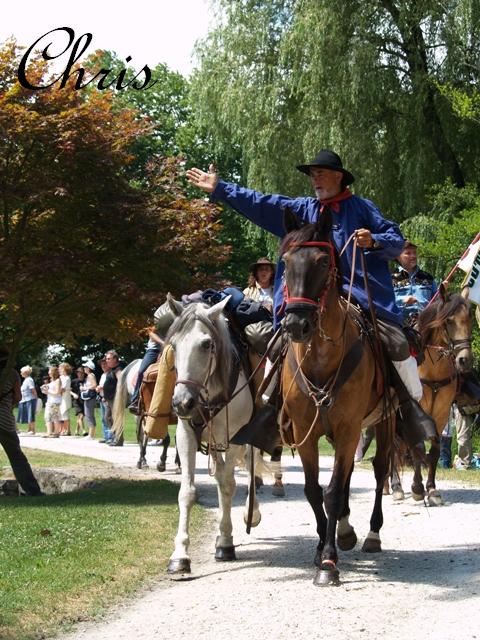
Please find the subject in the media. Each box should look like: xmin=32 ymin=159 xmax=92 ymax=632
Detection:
xmin=20 ymin=435 xmax=480 ymax=640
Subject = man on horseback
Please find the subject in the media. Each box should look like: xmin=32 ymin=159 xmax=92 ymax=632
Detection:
xmin=186 ymin=150 xmax=434 ymax=438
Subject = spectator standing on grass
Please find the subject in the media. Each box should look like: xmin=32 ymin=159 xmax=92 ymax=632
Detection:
xmin=96 ymin=358 xmax=113 ymax=444
xmin=103 ymin=350 xmax=125 ymax=447
xmin=70 ymin=367 xmax=86 ymax=436
xmin=17 ymin=366 xmax=37 ymax=435
xmin=80 ymin=361 xmax=97 ymax=440
xmin=59 ymin=362 xmax=72 ymax=436
xmin=0 ymin=348 xmax=43 ymax=495
xmin=42 ymin=366 xmax=62 ymax=438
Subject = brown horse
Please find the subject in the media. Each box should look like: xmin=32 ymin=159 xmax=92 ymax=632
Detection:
xmin=391 ymin=289 xmax=473 ymax=505
xmin=280 ymin=207 xmax=395 ymax=587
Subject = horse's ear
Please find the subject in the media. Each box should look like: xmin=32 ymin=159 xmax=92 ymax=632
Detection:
xmin=461 ymin=285 xmax=470 ymax=300
xmin=167 ymin=292 xmax=183 ymax=317
xmin=315 ymin=205 xmax=333 ymax=237
xmin=283 ymin=207 xmax=304 ymax=234
xmin=205 ymin=295 xmax=231 ymax=321
xmin=438 ymin=282 xmax=448 ymax=303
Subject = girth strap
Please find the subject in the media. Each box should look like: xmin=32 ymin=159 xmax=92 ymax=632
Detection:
xmin=287 ymin=336 xmax=365 ymax=440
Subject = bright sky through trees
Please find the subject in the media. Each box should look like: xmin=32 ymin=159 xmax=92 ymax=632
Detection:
xmin=1 ymin=0 xmax=212 ymax=76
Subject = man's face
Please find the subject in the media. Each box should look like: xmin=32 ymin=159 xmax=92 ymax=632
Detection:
xmin=105 ymin=354 xmax=118 ymax=368
xmin=398 ymin=247 xmax=418 ymax=273
xmin=309 ymin=167 xmax=343 ymax=200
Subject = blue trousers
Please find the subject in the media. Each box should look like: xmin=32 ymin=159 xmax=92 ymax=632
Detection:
xmin=130 ymin=348 xmax=161 ymax=404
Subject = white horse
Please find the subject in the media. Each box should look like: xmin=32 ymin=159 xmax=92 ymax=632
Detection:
xmin=166 ymin=296 xmax=262 ymax=574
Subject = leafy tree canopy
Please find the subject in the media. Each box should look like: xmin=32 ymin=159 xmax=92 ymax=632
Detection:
xmin=0 ymin=40 xmax=228 ymax=375
xmin=190 ymin=0 xmax=480 ymax=219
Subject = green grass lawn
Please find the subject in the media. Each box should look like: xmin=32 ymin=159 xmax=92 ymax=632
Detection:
xmin=0 ymin=470 xmax=206 ymax=640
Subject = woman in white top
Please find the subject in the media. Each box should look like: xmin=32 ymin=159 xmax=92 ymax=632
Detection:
xmin=17 ymin=365 xmax=37 ymax=434
xmin=81 ymin=361 xmax=97 ymax=440
xmin=59 ymin=362 xmax=73 ymax=436
xmin=42 ymin=366 xmax=62 ymax=437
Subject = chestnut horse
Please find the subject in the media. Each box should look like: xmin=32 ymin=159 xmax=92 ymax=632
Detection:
xmin=390 ymin=289 xmax=473 ymax=505
xmin=281 ymin=207 xmax=395 ymax=587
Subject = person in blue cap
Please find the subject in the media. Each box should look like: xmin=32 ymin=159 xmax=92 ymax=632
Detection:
xmin=186 ymin=151 xmax=434 ymax=438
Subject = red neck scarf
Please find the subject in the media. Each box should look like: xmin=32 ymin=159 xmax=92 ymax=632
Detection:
xmin=320 ymin=188 xmax=353 ymax=213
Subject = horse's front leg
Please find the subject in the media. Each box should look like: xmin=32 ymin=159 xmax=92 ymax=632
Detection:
xmin=156 ymin=432 xmax=170 ymax=472
xmin=336 ymin=462 xmax=357 ymax=552
xmin=167 ymin=419 xmax=198 ymax=574
xmin=297 ymin=441 xmax=327 ymax=568
xmin=410 ymin=442 xmax=426 ymax=501
xmin=315 ymin=447 xmax=355 ymax=587
xmin=213 ymin=447 xmax=238 ymax=561
xmin=136 ymin=417 xmax=149 ymax=469
xmin=426 ymin=437 xmax=443 ymax=506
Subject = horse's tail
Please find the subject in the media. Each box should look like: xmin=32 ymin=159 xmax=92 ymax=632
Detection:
xmin=112 ymin=359 xmax=140 ymax=440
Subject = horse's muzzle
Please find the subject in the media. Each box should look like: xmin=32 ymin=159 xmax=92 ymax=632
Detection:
xmin=285 ymin=311 xmax=314 ymax=343
xmin=456 ymin=350 xmax=473 ymax=374
xmin=172 ymin=385 xmax=199 ymax=418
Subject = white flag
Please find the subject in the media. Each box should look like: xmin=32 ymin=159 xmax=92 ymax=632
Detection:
xmin=458 ymin=236 xmax=480 ymax=273
xmin=463 ymin=248 xmax=480 ymax=305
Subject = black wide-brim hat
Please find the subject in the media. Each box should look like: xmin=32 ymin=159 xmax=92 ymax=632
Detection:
xmin=296 ymin=149 xmax=355 ymax=185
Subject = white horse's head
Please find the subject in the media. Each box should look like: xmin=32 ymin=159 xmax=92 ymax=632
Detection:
xmin=168 ymin=297 xmax=232 ymax=418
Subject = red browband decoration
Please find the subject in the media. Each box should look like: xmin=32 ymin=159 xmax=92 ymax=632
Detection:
xmin=284 ymin=241 xmax=336 ymax=312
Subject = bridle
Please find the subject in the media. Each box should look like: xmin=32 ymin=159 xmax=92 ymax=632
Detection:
xmin=284 ymin=241 xmax=337 ymax=314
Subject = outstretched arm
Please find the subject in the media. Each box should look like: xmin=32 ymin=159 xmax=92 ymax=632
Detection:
xmin=187 ymin=165 xmax=314 ymax=238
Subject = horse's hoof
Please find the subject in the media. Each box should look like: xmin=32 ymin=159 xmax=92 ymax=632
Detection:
xmin=157 ymin=461 xmax=166 ymax=472
xmin=244 ymin=512 xmax=261 ymax=527
xmin=382 ymin=487 xmax=390 ymax=496
xmin=254 ymin=476 xmax=264 ymax=490
xmin=362 ymin=537 xmax=382 ymax=553
xmin=427 ymin=489 xmax=444 ymax=506
xmin=337 ymin=529 xmax=357 ymax=551
xmin=392 ymin=488 xmax=405 ymax=502
xmin=215 ymin=546 xmax=236 ymax=561
xmin=272 ymin=483 xmax=285 ymax=497
xmin=313 ymin=564 xmax=340 ymax=586
xmin=411 ymin=490 xmax=425 ymax=502
xmin=167 ymin=558 xmax=191 ymax=574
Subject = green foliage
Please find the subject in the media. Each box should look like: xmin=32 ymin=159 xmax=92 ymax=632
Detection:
xmin=190 ymin=0 xmax=480 ymax=219
xmin=0 ymin=41 xmax=229 ymax=367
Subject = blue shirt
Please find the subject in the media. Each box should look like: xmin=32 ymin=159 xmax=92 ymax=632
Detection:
xmin=211 ymin=180 xmax=405 ymax=326
xmin=392 ymin=265 xmax=437 ymax=324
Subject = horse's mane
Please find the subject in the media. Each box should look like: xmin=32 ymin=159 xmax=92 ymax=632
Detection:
xmin=279 ymin=223 xmax=343 ymax=295
xmin=417 ymin=293 xmax=469 ymax=344
xmin=166 ymin=303 xmax=232 ymax=392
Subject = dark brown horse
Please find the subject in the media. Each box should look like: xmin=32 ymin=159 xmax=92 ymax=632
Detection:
xmin=390 ymin=289 xmax=473 ymax=505
xmin=280 ymin=207 xmax=395 ymax=586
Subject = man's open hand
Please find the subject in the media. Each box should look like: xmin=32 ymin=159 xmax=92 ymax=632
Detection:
xmin=186 ymin=164 xmax=219 ymax=194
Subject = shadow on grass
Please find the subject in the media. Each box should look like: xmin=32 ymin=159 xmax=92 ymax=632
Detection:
xmin=0 ymin=479 xmax=180 ymax=509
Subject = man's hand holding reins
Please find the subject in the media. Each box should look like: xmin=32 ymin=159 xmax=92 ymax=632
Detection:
xmin=355 ymin=228 xmax=374 ymax=249
xmin=186 ymin=164 xmax=219 ymax=193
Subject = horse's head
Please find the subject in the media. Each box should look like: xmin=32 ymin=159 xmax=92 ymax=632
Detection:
xmin=418 ymin=286 xmax=473 ymax=373
xmin=168 ymin=297 xmax=231 ymax=419
xmin=280 ymin=206 xmax=341 ymax=343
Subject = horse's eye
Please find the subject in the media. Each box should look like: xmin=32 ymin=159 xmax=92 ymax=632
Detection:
xmin=200 ymin=339 xmax=212 ymax=351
